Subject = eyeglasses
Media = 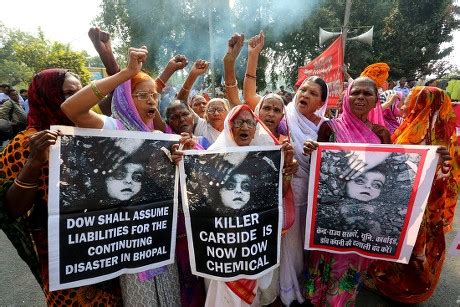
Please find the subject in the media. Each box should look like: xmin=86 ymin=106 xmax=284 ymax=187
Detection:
xmin=232 ymin=118 xmax=257 ymax=128
xmin=132 ymin=92 xmax=160 ymax=101
xmin=207 ymin=107 xmax=226 ymax=114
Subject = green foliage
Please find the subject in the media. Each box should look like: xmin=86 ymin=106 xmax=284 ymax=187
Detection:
xmin=0 ymin=23 xmax=91 ymax=86
xmin=96 ymin=0 xmax=459 ymax=89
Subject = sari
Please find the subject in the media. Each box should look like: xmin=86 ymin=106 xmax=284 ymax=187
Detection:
xmin=0 ymin=69 xmax=122 ymax=306
xmin=364 ymin=86 xmax=459 ymax=303
xmin=305 ymin=80 xmax=390 ymax=307
xmin=254 ymin=97 xmax=295 ymax=305
xmin=381 ymin=90 xmax=404 ymax=134
xmin=205 ymin=104 xmax=278 ymax=307
xmin=110 ymin=74 xmax=206 ymax=307
xmin=281 ymin=89 xmax=328 ymax=305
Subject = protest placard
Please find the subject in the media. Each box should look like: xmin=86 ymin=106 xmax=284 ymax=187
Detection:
xmin=180 ymin=146 xmax=283 ymax=281
xmin=48 ymin=126 xmax=180 ymax=291
xmin=305 ymin=143 xmax=439 ymax=263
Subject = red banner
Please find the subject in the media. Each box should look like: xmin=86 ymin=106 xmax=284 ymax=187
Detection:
xmin=296 ymin=36 xmax=344 ymax=108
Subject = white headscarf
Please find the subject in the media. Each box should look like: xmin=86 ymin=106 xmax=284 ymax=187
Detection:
xmin=209 ymin=104 xmax=277 ymax=150
xmin=286 ymin=80 xmax=328 ymax=178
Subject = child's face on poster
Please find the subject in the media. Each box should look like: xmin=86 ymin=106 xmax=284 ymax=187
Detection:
xmin=220 ymin=173 xmax=251 ymax=209
xmin=105 ymin=163 xmax=145 ymax=201
xmin=346 ymin=170 xmax=385 ymax=202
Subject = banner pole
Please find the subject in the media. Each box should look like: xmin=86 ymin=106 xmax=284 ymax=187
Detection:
xmin=342 ymin=0 xmax=352 ymax=62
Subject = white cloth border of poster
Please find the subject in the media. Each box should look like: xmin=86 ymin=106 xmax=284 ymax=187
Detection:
xmin=48 ymin=125 xmax=180 ymax=291
xmin=179 ymin=145 xmax=284 ymax=281
xmin=305 ymin=142 xmax=439 ymax=264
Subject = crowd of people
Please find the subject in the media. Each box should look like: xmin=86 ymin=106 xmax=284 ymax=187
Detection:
xmin=0 ymin=27 xmax=458 ymax=307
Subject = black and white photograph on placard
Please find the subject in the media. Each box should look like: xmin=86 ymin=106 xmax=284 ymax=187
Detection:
xmin=48 ymin=126 xmax=180 ymax=291
xmin=180 ymin=146 xmax=283 ymax=281
xmin=305 ymin=143 xmax=439 ymax=263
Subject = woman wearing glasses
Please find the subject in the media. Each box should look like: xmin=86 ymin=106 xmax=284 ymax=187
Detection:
xmin=62 ymin=48 xmax=207 ymax=306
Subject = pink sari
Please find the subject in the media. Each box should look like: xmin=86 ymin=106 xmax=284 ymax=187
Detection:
xmin=305 ymin=81 xmax=388 ymax=306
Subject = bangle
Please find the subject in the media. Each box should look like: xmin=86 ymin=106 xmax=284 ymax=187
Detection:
xmin=156 ymin=78 xmax=166 ymax=87
xmin=245 ymin=73 xmax=256 ymax=80
xmin=225 ymin=81 xmax=238 ymax=88
xmin=283 ymin=174 xmax=293 ymax=181
xmin=182 ymin=87 xmax=190 ymax=92
xmin=14 ymin=178 xmax=39 ymax=189
xmin=90 ymin=81 xmax=105 ymax=100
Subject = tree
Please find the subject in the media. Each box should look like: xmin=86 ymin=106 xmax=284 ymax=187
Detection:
xmin=96 ymin=0 xmax=460 ymax=89
xmin=0 ymin=23 xmax=92 ymax=86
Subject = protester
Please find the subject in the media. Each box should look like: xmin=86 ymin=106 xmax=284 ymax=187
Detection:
xmin=0 ymin=68 xmax=123 ymax=305
xmin=364 ymin=86 xmax=459 ymax=304
xmin=190 ymin=94 xmax=208 ymax=118
xmin=380 ymin=90 xmax=405 ymax=134
xmin=174 ymin=59 xmax=228 ymax=144
xmin=393 ymin=77 xmax=410 ymax=96
xmin=172 ymin=103 xmax=296 ymax=306
xmin=62 ymin=46 xmax=207 ymax=307
xmin=0 ymin=89 xmax=27 ymax=140
xmin=302 ymin=77 xmax=391 ymax=306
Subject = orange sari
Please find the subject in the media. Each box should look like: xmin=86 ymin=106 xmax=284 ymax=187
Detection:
xmin=364 ymin=86 xmax=459 ymax=303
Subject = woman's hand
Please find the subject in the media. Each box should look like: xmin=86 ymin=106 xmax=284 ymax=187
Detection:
xmin=248 ymin=31 xmax=264 ymax=55
xmin=190 ymin=59 xmax=209 ymax=77
xmin=167 ymin=54 xmax=188 ymax=72
xmin=170 ymin=144 xmax=185 ymax=164
xmin=170 ymin=133 xmax=197 ymax=164
xmin=126 ymin=46 xmax=149 ymax=76
xmin=179 ymin=132 xmax=196 ymax=150
xmin=224 ymin=33 xmax=245 ymax=62
xmin=27 ymin=130 xmax=62 ymax=168
xmin=303 ymin=140 xmax=318 ymax=156
xmin=281 ymin=141 xmax=298 ymax=177
xmin=437 ymin=146 xmax=452 ymax=174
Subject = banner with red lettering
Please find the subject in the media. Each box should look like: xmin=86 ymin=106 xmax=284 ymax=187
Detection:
xmin=296 ymin=36 xmax=344 ymax=108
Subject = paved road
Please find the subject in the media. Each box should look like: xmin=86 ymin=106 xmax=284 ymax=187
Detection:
xmin=1 ymin=203 xmax=459 ymax=306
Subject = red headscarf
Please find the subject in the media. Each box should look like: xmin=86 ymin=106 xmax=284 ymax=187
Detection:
xmin=27 ymin=68 xmax=75 ymax=130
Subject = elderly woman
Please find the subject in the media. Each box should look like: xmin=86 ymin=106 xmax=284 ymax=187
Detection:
xmin=241 ymin=31 xmax=330 ymax=305
xmin=0 ymin=69 xmax=123 ymax=305
xmin=173 ymin=104 xmax=297 ymax=306
xmin=185 ymin=61 xmax=229 ymax=144
xmin=62 ymin=47 xmax=206 ymax=306
xmin=364 ymin=86 xmax=459 ymax=304
xmin=303 ymin=77 xmax=390 ymax=306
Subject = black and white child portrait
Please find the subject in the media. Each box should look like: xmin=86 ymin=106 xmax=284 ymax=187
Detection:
xmin=59 ymin=135 xmax=176 ymax=214
xmin=183 ymin=150 xmax=281 ymax=216
xmin=314 ymin=150 xmax=420 ymax=245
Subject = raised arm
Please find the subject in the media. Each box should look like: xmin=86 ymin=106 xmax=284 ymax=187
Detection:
xmin=243 ymin=32 xmax=264 ymax=110
xmin=61 ymin=47 xmax=148 ymax=128
xmin=177 ymin=59 xmax=209 ymax=101
xmin=156 ymin=55 xmax=188 ymax=93
xmin=88 ymin=27 xmax=120 ymax=115
xmin=223 ymin=33 xmax=244 ymax=108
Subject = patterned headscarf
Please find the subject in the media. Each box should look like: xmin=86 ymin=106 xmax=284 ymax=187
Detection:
xmin=360 ymin=63 xmax=390 ymax=88
xmin=328 ymin=78 xmax=385 ymax=143
xmin=27 ymin=69 xmax=75 ymax=130
xmin=111 ymin=72 xmax=155 ymax=131
xmin=392 ymin=86 xmax=459 ymax=232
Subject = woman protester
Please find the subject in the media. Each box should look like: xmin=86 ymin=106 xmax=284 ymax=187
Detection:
xmin=173 ymin=104 xmax=297 ymax=306
xmin=364 ymin=86 xmax=459 ymax=304
xmin=242 ymin=31 xmax=330 ymax=305
xmin=62 ymin=47 xmax=206 ymax=306
xmin=175 ymin=59 xmax=229 ymax=144
xmin=0 ymin=69 xmax=123 ymax=305
xmin=302 ymin=77 xmax=391 ymax=306
xmin=223 ymin=32 xmax=296 ymax=305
